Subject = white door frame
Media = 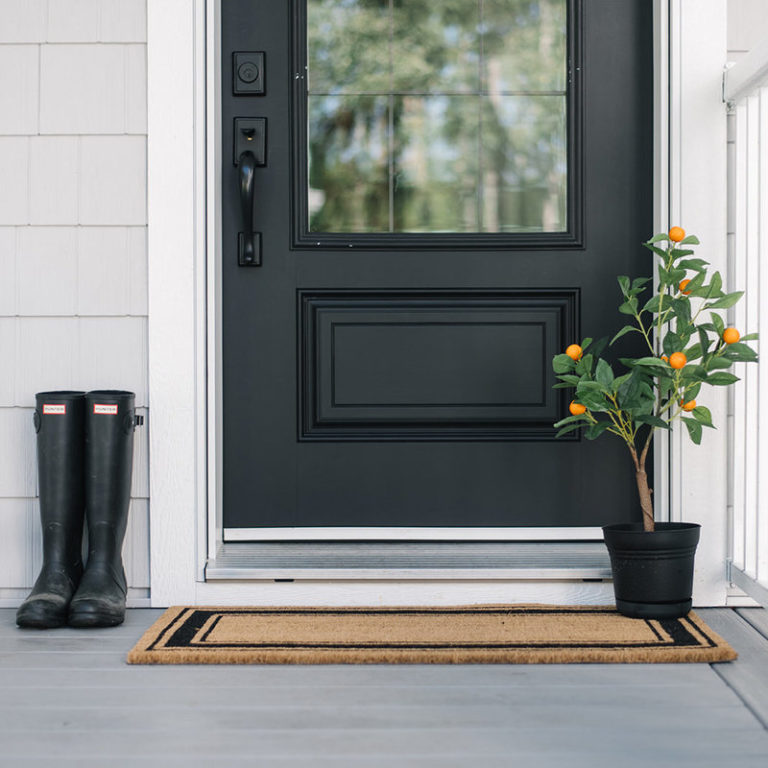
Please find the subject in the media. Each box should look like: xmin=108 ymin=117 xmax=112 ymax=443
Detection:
xmin=147 ymin=0 xmax=729 ymax=606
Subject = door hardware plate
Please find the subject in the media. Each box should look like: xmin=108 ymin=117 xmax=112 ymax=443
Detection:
xmin=234 ymin=117 xmax=267 ymax=165
xmin=233 ymin=51 xmax=265 ymax=95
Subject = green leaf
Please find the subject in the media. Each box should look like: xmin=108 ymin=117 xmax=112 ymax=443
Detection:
xmin=684 ymin=342 xmax=703 ymax=361
xmin=595 ymin=359 xmax=614 ymax=388
xmin=680 ymin=235 xmax=700 ymax=245
xmin=671 ymin=298 xmax=691 ymax=325
xmin=705 ymin=291 xmax=744 ymax=310
xmin=633 ymin=356 xmax=669 ymax=368
xmin=554 ymin=414 xmax=590 ymax=429
xmin=691 ymin=405 xmax=714 ymax=428
xmin=617 ymin=276 xmax=630 ymax=297
xmin=671 ymin=249 xmax=695 ymax=259
xmin=617 ymin=370 xmax=654 ymax=410
xmin=685 ymin=271 xmax=708 ymax=296
xmin=610 ymin=324 xmax=639 ymax=345
xmin=643 ymin=295 xmax=662 ymax=314
xmin=555 ymin=423 xmax=585 ymax=438
xmin=682 ymin=417 xmax=703 ymax=445
xmin=619 ymin=300 xmax=638 ymax=316
xmin=663 ymin=331 xmax=683 ymax=356
xmin=635 ymin=414 xmax=671 ymax=430
xmin=698 ymin=327 xmax=711 ymax=356
xmin=723 ymin=343 xmax=758 ymax=363
xmin=740 ymin=333 xmax=759 ymax=341
xmin=706 ymin=271 xmax=723 ymax=299
xmin=707 ymin=372 xmax=740 ymax=386
xmin=580 ymin=337 xmax=593 ymax=351
xmin=577 ymin=392 xmax=609 ymax=411
xmin=707 ymin=357 xmax=732 ymax=370
xmin=553 ymin=354 xmax=575 ymax=374
xmin=557 ymin=374 xmax=581 ymax=385
xmin=585 ymin=422 xmax=611 ymax=440
xmin=631 ymin=276 xmax=652 ymax=293
xmin=676 ymin=258 xmax=709 ymax=271
xmin=647 ymin=233 xmax=669 ymax=244
xmin=575 ymin=354 xmax=594 ymax=375
xmin=668 ymin=268 xmax=687 ymax=284
xmin=711 ymin=312 xmax=725 ymax=337
xmin=585 ymin=336 xmax=609 ymax=361
xmin=643 ymin=243 xmax=668 ymax=258
xmin=686 ymin=382 xmax=702 ymax=399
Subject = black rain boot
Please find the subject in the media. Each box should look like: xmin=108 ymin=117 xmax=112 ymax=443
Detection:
xmin=17 ymin=392 xmax=86 ymax=629
xmin=69 ymin=391 xmax=142 ymax=628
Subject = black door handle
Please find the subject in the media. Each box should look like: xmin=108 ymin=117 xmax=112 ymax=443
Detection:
xmin=238 ymin=150 xmax=260 ymax=266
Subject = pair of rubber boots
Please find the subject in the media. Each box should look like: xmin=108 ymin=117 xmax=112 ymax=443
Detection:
xmin=16 ymin=391 xmax=143 ymax=629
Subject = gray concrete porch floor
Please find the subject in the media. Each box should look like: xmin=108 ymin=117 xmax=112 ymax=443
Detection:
xmin=0 ymin=607 xmax=767 ymax=767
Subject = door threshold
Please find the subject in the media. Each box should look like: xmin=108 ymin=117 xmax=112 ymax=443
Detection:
xmin=205 ymin=541 xmax=612 ymax=581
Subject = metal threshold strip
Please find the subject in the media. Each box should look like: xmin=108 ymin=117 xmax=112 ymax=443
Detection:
xmin=205 ymin=542 xmax=612 ymax=581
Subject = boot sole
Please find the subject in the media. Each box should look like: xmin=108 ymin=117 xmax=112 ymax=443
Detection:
xmin=16 ymin=604 xmax=68 ymax=629
xmin=68 ymin=609 xmax=125 ymax=628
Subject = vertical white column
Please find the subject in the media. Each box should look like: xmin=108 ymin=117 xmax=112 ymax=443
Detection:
xmin=147 ymin=0 xmax=204 ymax=605
xmin=756 ymin=87 xmax=768 ymax=584
xmin=669 ymin=0 xmax=729 ymax=605
xmin=731 ymin=102 xmax=748 ymax=572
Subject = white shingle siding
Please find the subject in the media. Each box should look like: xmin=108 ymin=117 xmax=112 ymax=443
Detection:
xmin=0 ymin=0 xmax=148 ymax=605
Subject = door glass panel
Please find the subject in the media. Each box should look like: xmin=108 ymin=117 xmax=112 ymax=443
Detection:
xmin=306 ymin=0 xmax=568 ymax=234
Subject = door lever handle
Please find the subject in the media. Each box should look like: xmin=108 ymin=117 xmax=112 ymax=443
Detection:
xmin=234 ymin=117 xmax=266 ymax=267
xmin=238 ymin=149 xmax=260 ymax=266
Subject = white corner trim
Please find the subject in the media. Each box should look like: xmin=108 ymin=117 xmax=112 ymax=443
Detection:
xmin=147 ymin=0 xmax=207 ymax=606
xmin=668 ymin=0 xmax=729 ymax=605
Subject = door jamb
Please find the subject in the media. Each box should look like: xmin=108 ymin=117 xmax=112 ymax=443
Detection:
xmin=147 ymin=0 xmax=726 ymax=604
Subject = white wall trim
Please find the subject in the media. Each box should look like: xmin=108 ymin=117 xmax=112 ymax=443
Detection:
xmin=146 ymin=0 xmax=730 ymax=605
xmin=147 ymin=0 xmax=207 ymax=605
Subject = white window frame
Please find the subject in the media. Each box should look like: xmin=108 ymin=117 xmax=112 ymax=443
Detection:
xmin=147 ymin=0 xmax=729 ymax=606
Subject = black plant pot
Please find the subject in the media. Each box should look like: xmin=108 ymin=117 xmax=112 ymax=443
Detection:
xmin=602 ymin=522 xmax=701 ymax=619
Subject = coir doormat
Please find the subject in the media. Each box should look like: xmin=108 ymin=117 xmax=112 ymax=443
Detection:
xmin=127 ymin=605 xmax=736 ymax=665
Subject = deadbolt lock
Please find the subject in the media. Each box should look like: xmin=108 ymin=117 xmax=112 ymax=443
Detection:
xmin=233 ymin=52 xmax=265 ymax=95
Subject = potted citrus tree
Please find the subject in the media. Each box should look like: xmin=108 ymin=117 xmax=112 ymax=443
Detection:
xmin=552 ymin=228 xmax=758 ymax=619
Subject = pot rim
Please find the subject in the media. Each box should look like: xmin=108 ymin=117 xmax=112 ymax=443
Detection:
xmin=602 ymin=522 xmax=701 ymax=534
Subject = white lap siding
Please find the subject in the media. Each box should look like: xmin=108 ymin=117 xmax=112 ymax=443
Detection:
xmin=0 ymin=0 xmax=149 ymax=606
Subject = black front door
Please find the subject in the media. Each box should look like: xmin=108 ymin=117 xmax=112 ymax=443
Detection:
xmin=221 ymin=0 xmax=652 ymax=534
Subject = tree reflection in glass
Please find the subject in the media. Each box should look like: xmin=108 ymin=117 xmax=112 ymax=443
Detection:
xmin=307 ymin=0 xmax=567 ymax=234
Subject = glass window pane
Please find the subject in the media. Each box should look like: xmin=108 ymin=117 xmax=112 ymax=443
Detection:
xmin=483 ymin=0 xmax=567 ymax=92
xmin=307 ymin=0 xmax=390 ymax=94
xmin=390 ymin=2 xmax=480 ymax=94
xmin=481 ymin=95 xmax=567 ymax=232
xmin=308 ymin=96 xmax=390 ymax=232
xmin=393 ymin=96 xmax=480 ymax=232
xmin=306 ymin=0 xmax=568 ymax=234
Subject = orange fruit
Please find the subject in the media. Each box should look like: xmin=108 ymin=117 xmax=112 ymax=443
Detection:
xmin=681 ymin=399 xmax=696 ymax=411
xmin=565 ymin=344 xmax=583 ymax=361
xmin=569 ymin=401 xmax=587 ymax=416
xmin=723 ymin=327 xmax=740 ymax=344
xmin=669 ymin=226 xmax=686 ymax=242
xmin=668 ymin=352 xmax=687 ymax=369
xmin=679 ymin=279 xmax=691 ymax=295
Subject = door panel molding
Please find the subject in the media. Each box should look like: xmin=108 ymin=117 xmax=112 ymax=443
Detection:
xmin=299 ymin=288 xmax=578 ymax=441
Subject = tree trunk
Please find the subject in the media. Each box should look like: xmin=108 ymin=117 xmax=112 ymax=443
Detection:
xmin=635 ymin=469 xmax=655 ymax=532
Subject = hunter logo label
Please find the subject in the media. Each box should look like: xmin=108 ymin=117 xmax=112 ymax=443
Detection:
xmin=93 ymin=404 xmax=118 ymax=415
xmin=42 ymin=404 xmax=66 ymax=415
